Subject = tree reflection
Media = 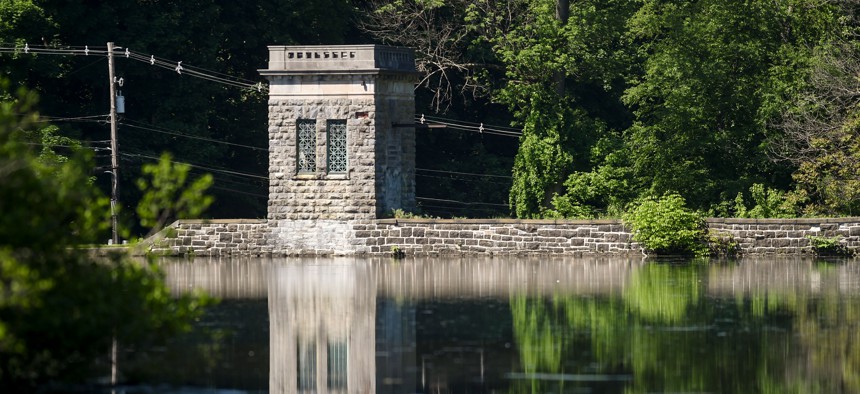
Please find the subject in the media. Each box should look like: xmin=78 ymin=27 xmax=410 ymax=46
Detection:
xmin=509 ymin=260 xmax=860 ymax=393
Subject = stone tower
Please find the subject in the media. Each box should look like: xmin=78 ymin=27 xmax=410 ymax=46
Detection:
xmin=260 ymin=45 xmax=416 ymax=223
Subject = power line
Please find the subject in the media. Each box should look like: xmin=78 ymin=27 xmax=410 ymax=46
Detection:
xmin=35 ymin=114 xmax=109 ymax=123
xmin=186 ymin=167 xmax=266 ymax=189
xmin=125 ymin=50 xmax=265 ymax=92
xmin=67 ymin=57 xmax=107 ymax=76
xmin=421 ymin=114 xmax=522 ymax=132
xmin=210 ymin=185 xmax=267 ymax=199
xmin=121 ymin=151 xmax=268 ymax=180
xmin=0 ymin=44 xmax=109 ymax=57
xmin=0 ymin=43 xmax=267 ymax=92
xmin=25 ymin=142 xmax=86 ymax=149
xmin=416 ymin=203 xmax=503 ymax=215
xmin=34 ymin=113 xmax=269 ymax=152
xmin=416 ymin=114 xmax=523 ymax=138
xmin=121 ymin=161 xmax=267 ymax=200
xmin=121 ymin=119 xmax=268 ymax=152
xmin=207 ymin=176 xmax=266 ymax=192
xmin=416 ymin=167 xmax=511 ymax=179
xmin=122 ymin=157 xmax=266 ymax=186
xmin=416 ymin=173 xmax=511 ymax=186
xmin=416 ymin=196 xmax=509 ymax=208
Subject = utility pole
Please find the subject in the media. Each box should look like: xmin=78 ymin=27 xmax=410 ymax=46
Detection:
xmin=107 ymin=41 xmax=120 ymax=388
xmin=107 ymin=42 xmax=120 ymax=246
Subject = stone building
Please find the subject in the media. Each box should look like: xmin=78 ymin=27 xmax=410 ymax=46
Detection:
xmin=260 ymin=45 xmax=416 ymax=221
xmin=259 ymin=45 xmax=416 ymax=254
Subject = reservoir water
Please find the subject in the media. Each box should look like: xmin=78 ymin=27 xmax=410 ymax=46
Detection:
xmin=113 ymin=257 xmax=860 ymax=393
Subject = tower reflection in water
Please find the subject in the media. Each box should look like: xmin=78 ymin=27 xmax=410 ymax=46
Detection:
xmin=161 ymin=257 xmax=860 ymax=393
xmin=267 ymin=261 xmax=416 ymax=394
xmin=162 ymin=257 xmax=640 ymax=393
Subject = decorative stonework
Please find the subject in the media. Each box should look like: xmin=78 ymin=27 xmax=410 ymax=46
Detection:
xmin=327 ymin=120 xmax=348 ymax=173
xmin=265 ymin=45 xmax=415 ymax=74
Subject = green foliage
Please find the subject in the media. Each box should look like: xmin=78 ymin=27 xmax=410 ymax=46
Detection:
xmin=792 ymin=112 xmax=860 ymax=216
xmin=390 ymin=245 xmax=406 ymax=259
xmin=734 ymin=183 xmax=800 ymax=218
xmin=623 ymin=194 xmax=708 ymax=256
xmin=0 ymin=80 xmax=208 ymax=386
xmin=806 ymin=235 xmax=852 ymax=257
xmin=485 ymin=0 xmax=837 ymax=216
xmin=511 ymin=261 xmax=860 ymax=393
xmin=2 ymin=0 xmax=360 ymax=221
xmin=389 ymin=208 xmax=434 ymax=219
xmin=485 ymin=0 xmax=635 ymax=218
xmin=29 ymin=125 xmax=81 ymax=169
xmin=546 ymin=137 xmax=636 ymax=218
xmin=6 ymin=0 xmax=855 ymax=220
xmin=707 ymin=230 xmax=740 ymax=257
xmin=135 ymin=152 xmax=214 ymax=236
xmin=623 ymin=263 xmax=701 ymax=323
xmin=509 ymin=128 xmax=573 ymax=218
xmin=510 ymin=296 xmax=565 ymax=381
xmin=622 ymin=0 xmax=835 ymax=209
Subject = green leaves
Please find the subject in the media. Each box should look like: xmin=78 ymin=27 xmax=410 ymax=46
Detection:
xmin=135 ymin=152 xmax=214 ymax=235
xmin=623 ymin=0 xmax=837 ymax=210
xmin=0 ymin=81 xmax=208 ymax=386
xmin=734 ymin=183 xmax=802 ymax=218
xmin=488 ymin=0 xmax=637 ymax=217
xmin=623 ymin=193 xmax=708 ymax=256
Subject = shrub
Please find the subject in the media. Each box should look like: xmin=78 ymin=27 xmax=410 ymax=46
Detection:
xmin=734 ymin=183 xmax=801 ymax=218
xmin=623 ymin=194 xmax=708 ymax=256
xmin=806 ymin=235 xmax=853 ymax=257
xmin=707 ymin=230 xmax=740 ymax=257
xmin=0 ymin=80 xmax=209 ymax=387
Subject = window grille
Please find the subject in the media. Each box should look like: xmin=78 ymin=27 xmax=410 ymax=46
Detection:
xmin=297 ymin=119 xmax=317 ymax=174
xmin=327 ymin=120 xmax=348 ymax=174
xmin=297 ymin=339 xmax=316 ymax=391
xmin=327 ymin=341 xmax=348 ymax=390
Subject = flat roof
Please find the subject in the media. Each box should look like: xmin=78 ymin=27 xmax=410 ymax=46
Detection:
xmin=261 ymin=45 xmax=415 ymax=75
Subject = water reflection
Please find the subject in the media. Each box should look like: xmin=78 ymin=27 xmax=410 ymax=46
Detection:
xmin=267 ymin=263 xmax=375 ymax=393
xmin=153 ymin=257 xmax=860 ymax=393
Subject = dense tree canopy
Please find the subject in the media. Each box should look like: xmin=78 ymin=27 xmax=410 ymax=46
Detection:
xmin=4 ymin=0 xmax=860 ymax=222
xmin=362 ymin=0 xmax=855 ymax=218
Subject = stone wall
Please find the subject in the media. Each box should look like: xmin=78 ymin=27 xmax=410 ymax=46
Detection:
xmin=268 ymin=219 xmax=368 ymax=256
xmin=706 ymin=218 xmax=860 ymax=255
xmin=147 ymin=218 xmax=860 ymax=257
xmin=268 ymin=96 xmax=378 ymax=221
xmin=357 ymin=219 xmax=639 ymax=256
xmin=145 ymin=219 xmax=269 ymax=256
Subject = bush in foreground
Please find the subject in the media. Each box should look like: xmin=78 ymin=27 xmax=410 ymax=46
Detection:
xmin=624 ymin=194 xmax=708 ymax=256
xmin=0 ymin=79 xmax=207 ymax=388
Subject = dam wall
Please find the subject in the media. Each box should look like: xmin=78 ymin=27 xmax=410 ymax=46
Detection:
xmin=145 ymin=217 xmax=860 ymax=257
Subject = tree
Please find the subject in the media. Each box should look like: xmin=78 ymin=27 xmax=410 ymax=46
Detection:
xmin=482 ymin=0 xmax=635 ymax=217
xmin=0 ymin=79 xmax=206 ymax=387
xmin=136 ymin=152 xmax=214 ymax=236
xmin=623 ymin=193 xmax=708 ymax=256
xmin=773 ymin=31 xmax=860 ymax=215
xmin=622 ymin=0 xmax=837 ymax=210
xmin=360 ymin=0 xmax=500 ymax=112
xmin=359 ymin=0 xmax=521 ymax=218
